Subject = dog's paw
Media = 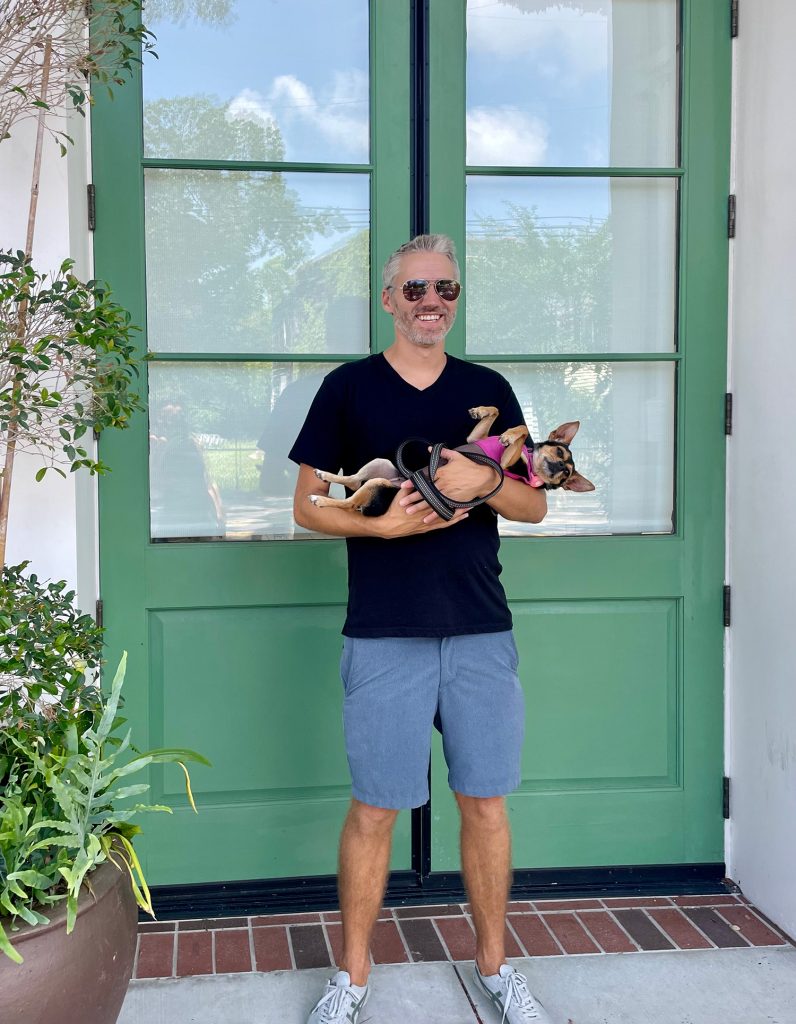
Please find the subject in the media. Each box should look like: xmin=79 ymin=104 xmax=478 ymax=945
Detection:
xmin=314 ymin=468 xmax=330 ymax=481
xmin=469 ymin=405 xmax=498 ymax=421
xmin=308 ymin=494 xmax=326 ymax=506
xmin=499 ymin=427 xmax=525 ymax=447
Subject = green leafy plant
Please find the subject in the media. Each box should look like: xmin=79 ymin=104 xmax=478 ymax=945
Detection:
xmin=0 ymin=564 xmax=210 ymax=963
xmin=0 ymin=251 xmax=145 ymax=565
xmin=0 ymin=644 xmax=208 ymax=964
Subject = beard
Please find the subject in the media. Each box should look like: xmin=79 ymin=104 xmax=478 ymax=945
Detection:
xmin=393 ymin=302 xmax=457 ymax=347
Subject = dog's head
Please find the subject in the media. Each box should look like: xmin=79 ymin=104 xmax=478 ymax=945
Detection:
xmin=531 ymin=422 xmax=595 ymax=491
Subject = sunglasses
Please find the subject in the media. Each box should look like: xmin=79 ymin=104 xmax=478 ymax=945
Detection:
xmin=397 ymin=279 xmax=462 ymax=302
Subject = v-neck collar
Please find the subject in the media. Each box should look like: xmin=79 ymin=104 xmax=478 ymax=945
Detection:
xmin=378 ymin=351 xmax=452 ymax=393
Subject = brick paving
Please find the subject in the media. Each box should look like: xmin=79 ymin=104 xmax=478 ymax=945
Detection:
xmin=133 ymin=892 xmax=793 ymax=980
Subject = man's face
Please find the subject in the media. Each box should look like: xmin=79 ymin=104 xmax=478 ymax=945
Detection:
xmin=381 ymin=252 xmax=459 ymax=348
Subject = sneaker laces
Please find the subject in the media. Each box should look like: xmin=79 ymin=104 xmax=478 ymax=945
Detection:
xmin=500 ymin=969 xmax=544 ymax=1023
xmin=316 ymin=979 xmax=360 ymax=1023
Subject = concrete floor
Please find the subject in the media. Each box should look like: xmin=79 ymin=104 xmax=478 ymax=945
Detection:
xmin=118 ymin=947 xmax=796 ymax=1024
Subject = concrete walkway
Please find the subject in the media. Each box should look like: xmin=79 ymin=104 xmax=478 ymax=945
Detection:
xmin=119 ymin=946 xmax=796 ymax=1024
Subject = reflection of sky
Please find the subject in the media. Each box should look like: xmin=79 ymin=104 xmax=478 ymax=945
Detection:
xmin=468 ymin=176 xmax=612 ymax=238
xmin=467 ymin=1 xmax=611 ymax=167
xmin=255 ymin=172 xmax=369 ymax=264
xmin=144 ymin=0 xmax=370 ymax=163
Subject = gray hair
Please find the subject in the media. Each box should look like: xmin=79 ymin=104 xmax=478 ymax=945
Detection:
xmin=382 ymin=234 xmax=460 ymax=290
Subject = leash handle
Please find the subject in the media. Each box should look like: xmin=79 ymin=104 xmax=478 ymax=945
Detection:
xmin=395 ymin=439 xmax=504 ymax=521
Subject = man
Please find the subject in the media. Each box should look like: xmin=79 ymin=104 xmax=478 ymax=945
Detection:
xmin=290 ymin=234 xmax=551 ymax=1023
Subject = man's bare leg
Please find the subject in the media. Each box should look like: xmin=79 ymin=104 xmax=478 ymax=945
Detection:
xmin=337 ymin=798 xmax=399 ymax=986
xmin=456 ymin=793 xmax=512 ymax=976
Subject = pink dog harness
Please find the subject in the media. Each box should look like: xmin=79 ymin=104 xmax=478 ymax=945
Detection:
xmin=473 ymin=435 xmax=545 ymax=488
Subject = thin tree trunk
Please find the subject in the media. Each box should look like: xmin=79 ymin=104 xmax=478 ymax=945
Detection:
xmin=0 ymin=429 xmax=18 ymax=566
xmin=26 ymin=34 xmax=53 ymax=258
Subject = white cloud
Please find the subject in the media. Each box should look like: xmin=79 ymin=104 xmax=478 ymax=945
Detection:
xmin=226 ymin=69 xmax=369 ymax=160
xmin=467 ymin=2 xmax=608 ymax=84
xmin=467 ymin=106 xmax=549 ymax=165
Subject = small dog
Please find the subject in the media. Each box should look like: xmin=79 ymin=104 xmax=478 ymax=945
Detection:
xmin=309 ymin=406 xmax=594 ymax=516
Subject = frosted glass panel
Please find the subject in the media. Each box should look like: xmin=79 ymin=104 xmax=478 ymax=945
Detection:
xmin=467 ymin=0 xmax=678 ymax=167
xmin=485 ymin=362 xmax=675 ymax=536
xmin=144 ymin=170 xmax=369 ymax=354
xmin=143 ymin=0 xmax=369 ymax=162
xmin=467 ymin=176 xmax=677 ymax=354
xmin=148 ymin=362 xmax=342 ymax=540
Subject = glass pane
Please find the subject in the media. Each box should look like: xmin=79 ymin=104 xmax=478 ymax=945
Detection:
xmin=466 ymin=176 xmax=677 ymax=354
xmin=148 ymin=361 xmax=344 ymax=541
xmin=467 ymin=0 xmax=678 ymax=167
xmin=143 ymin=0 xmax=369 ymax=163
xmin=144 ymin=170 xmax=370 ymax=354
xmin=485 ymin=361 xmax=675 ymax=536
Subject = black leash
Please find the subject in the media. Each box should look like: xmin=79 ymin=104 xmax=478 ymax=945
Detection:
xmin=395 ymin=438 xmax=505 ymax=521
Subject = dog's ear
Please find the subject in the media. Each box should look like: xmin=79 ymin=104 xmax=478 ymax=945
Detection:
xmin=547 ymin=421 xmax=580 ymax=445
xmin=562 ymin=470 xmax=595 ymax=492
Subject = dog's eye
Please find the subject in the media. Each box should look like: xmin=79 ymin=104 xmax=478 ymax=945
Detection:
xmin=556 ymin=447 xmax=564 ymax=458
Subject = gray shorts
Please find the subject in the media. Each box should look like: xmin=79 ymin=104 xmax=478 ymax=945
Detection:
xmin=340 ymin=632 xmax=525 ymax=810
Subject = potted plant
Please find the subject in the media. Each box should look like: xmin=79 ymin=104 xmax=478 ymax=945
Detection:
xmin=0 ymin=3 xmax=207 ymax=1020
xmin=0 ymin=564 xmax=208 ymax=1021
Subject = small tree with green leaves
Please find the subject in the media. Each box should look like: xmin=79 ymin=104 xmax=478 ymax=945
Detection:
xmin=0 ymin=1 xmax=154 ymax=565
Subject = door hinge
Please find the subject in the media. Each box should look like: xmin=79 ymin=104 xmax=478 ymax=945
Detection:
xmin=95 ymin=598 xmax=103 ymax=628
xmin=723 ymin=585 xmax=731 ymax=627
xmin=723 ymin=776 xmax=731 ymax=819
xmin=87 ymin=183 xmax=96 ymax=231
xmin=725 ymin=392 xmax=733 ymax=435
xmin=731 ymin=0 xmax=739 ymax=38
xmin=727 ymin=194 xmax=736 ymax=238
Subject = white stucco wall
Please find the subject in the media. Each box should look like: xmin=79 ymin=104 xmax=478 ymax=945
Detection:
xmin=726 ymin=0 xmax=796 ymax=939
xmin=0 ymin=109 xmax=96 ymax=608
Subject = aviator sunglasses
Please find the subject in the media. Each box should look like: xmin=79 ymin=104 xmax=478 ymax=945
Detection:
xmin=396 ymin=278 xmax=462 ymax=302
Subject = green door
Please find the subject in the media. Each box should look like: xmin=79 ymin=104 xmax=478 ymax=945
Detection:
xmin=94 ymin=0 xmax=730 ymax=889
xmin=428 ymin=1 xmax=730 ymax=873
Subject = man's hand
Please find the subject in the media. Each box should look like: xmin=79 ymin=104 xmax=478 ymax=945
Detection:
xmin=426 ymin=447 xmax=501 ymax=503
xmin=377 ymin=480 xmax=469 ymax=537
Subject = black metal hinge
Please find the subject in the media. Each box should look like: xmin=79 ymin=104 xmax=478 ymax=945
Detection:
xmin=731 ymin=0 xmax=739 ymax=38
xmin=723 ymin=585 xmax=731 ymax=627
xmin=725 ymin=393 xmax=733 ymax=435
xmin=87 ymin=183 xmax=96 ymax=231
xmin=728 ymin=194 xmax=736 ymax=238
xmin=723 ymin=776 xmax=731 ymax=819
xmin=95 ymin=598 xmax=103 ymax=628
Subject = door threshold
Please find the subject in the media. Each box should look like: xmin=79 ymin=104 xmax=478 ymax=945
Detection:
xmin=147 ymin=863 xmax=731 ymax=920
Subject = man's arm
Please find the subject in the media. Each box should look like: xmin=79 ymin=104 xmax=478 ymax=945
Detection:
xmin=486 ymin=474 xmax=547 ymax=523
xmin=293 ymin=464 xmax=470 ymax=538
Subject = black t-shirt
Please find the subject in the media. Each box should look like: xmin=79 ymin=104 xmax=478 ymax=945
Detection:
xmin=288 ymin=353 xmax=526 ymax=638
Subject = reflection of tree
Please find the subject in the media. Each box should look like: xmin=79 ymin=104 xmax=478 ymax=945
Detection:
xmin=144 ymin=96 xmax=351 ymax=353
xmin=495 ymin=1 xmax=607 ymax=13
xmin=272 ymin=229 xmax=369 ymax=354
xmin=144 ymin=0 xmax=235 ymax=25
xmin=468 ymin=204 xmax=610 ymax=355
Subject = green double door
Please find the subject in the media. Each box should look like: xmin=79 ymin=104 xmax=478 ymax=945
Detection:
xmin=94 ymin=1 xmax=730 ymax=887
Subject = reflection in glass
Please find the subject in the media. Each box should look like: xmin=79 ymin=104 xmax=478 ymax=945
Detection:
xmin=485 ymin=361 xmax=675 ymax=536
xmin=143 ymin=0 xmax=369 ymax=162
xmin=144 ymin=170 xmax=370 ymax=354
xmin=148 ymin=362 xmax=341 ymax=540
xmin=466 ymin=176 xmax=677 ymax=354
xmin=466 ymin=0 xmax=678 ymax=168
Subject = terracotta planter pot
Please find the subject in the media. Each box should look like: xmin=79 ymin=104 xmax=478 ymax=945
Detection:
xmin=0 ymin=859 xmax=138 ymax=1024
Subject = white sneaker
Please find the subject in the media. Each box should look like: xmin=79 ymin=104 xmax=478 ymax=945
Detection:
xmin=474 ymin=963 xmax=553 ymax=1023
xmin=306 ymin=970 xmax=370 ymax=1024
